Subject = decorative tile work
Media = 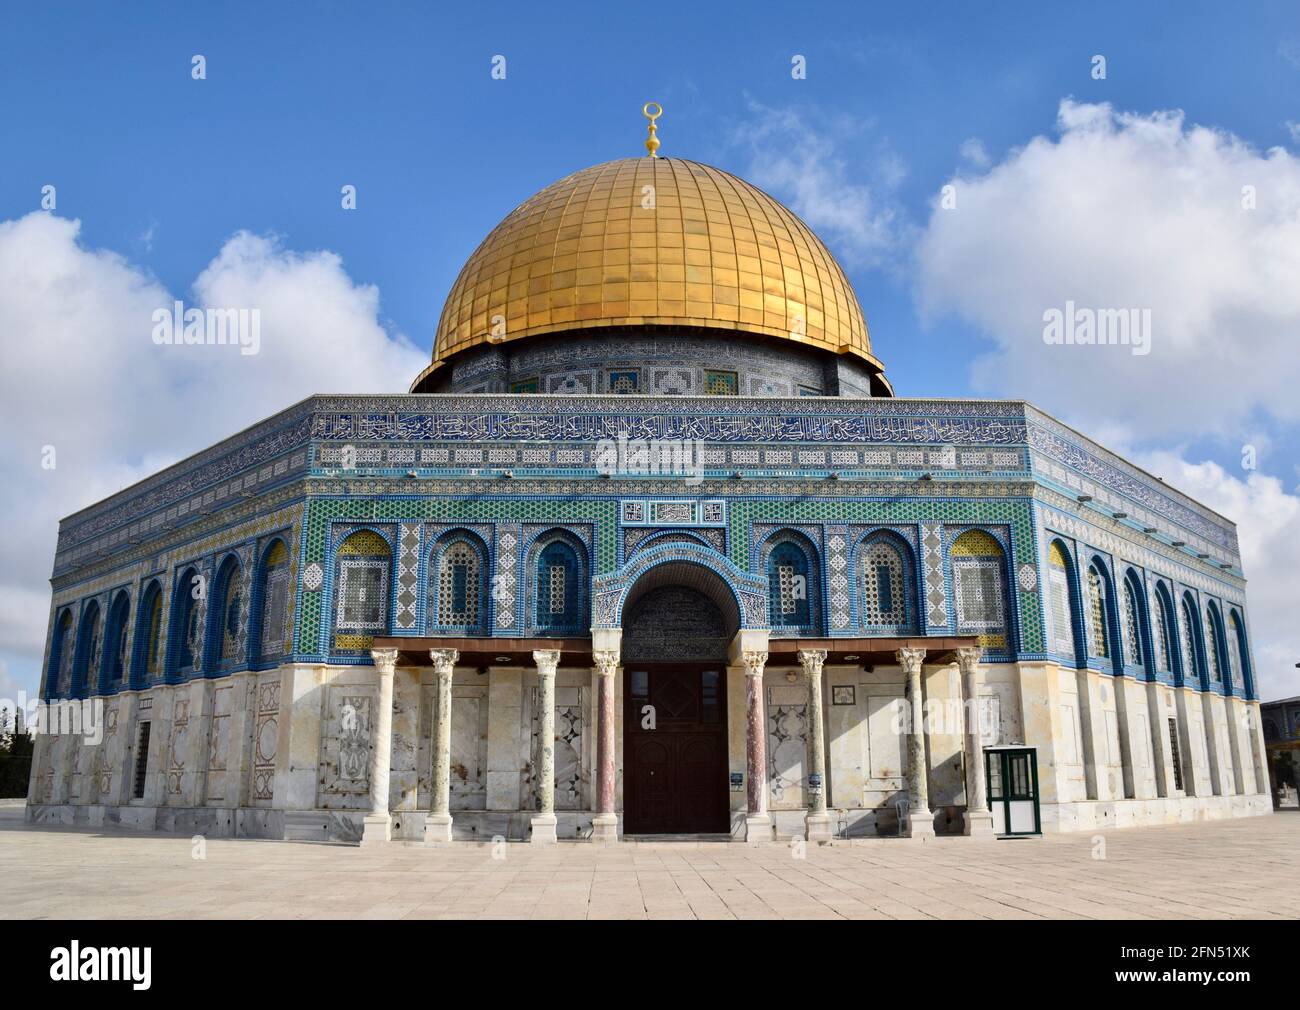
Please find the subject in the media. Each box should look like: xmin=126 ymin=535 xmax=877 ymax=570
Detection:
xmin=826 ymin=526 xmax=850 ymax=630
xmin=394 ymin=523 xmax=421 ymax=630
xmin=546 ymin=371 xmax=596 ymax=394
xmin=649 ymin=368 xmax=694 ymax=395
xmin=495 ymin=524 xmax=520 ymax=629
xmin=607 ymin=370 xmax=640 ymax=394
xmin=703 ymin=370 xmax=739 ymax=396
xmin=625 ymin=528 xmax=725 ymax=558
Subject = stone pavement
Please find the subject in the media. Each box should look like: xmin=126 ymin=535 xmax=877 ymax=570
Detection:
xmin=1 ymin=802 xmax=1296 ymax=920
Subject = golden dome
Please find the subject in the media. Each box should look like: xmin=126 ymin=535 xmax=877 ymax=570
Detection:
xmin=413 ymin=157 xmax=887 ymax=391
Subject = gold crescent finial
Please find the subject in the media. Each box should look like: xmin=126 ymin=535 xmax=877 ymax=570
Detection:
xmin=643 ymin=101 xmax=663 ymax=158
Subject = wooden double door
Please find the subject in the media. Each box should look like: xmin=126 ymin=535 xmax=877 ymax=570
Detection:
xmin=623 ymin=666 xmax=730 ymax=834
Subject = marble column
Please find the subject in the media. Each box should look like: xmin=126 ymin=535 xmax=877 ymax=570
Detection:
xmin=798 ymin=649 xmax=831 ymax=842
xmin=360 ymin=648 xmax=398 ymax=846
xmin=896 ymin=647 xmax=934 ymax=839
xmin=426 ymin=648 xmax=458 ymax=844
xmin=530 ymin=649 xmax=560 ymax=844
xmin=591 ymin=648 xmax=620 ymax=842
xmin=956 ymin=646 xmax=995 ymax=838
xmin=743 ymin=648 xmax=772 ymax=844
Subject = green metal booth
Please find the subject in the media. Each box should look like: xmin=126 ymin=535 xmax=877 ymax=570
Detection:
xmin=984 ymin=745 xmax=1041 ymax=837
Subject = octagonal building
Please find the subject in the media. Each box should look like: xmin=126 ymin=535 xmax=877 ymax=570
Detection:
xmin=27 ymin=134 xmax=1272 ymax=844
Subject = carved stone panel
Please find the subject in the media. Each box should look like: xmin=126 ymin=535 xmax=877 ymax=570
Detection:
xmin=318 ymin=685 xmax=375 ymax=808
xmin=767 ymin=683 xmax=808 ymax=810
xmin=418 ymin=682 xmax=488 ymax=810
xmin=523 ymin=685 xmax=585 ymax=811
xmin=250 ymin=676 xmax=280 ymax=805
xmin=205 ymin=684 xmax=234 ymax=803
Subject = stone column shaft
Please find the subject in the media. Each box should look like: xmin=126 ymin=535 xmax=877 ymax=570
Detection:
xmin=742 ymin=650 xmax=771 ymax=843
xmin=798 ymin=649 xmax=831 ymax=842
xmin=426 ymin=648 xmax=458 ymax=843
xmin=896 ymin=647 xmax=934 ymax=839
xmin=592 ymin=649 xmax=619 ymax=842
xmin=361 ymin=648 xmax=398 ymax=845
xmin=530 ymin=649 xmax=560 ymax=844
xmin=957 ymin=646 xmax=995 ymax=837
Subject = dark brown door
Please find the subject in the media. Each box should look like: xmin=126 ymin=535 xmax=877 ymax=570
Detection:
xmin=624 ymin=667 xmax=729 ymax=834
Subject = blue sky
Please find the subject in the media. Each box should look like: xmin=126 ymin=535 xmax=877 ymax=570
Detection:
xmin=2 ymin=1 xmax=1300 ymax=701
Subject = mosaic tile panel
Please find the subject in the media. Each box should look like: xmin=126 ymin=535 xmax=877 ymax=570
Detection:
xmin=394 ymin=523 xmax=421 ymax=630
xmin=920 ymin=521 xmax=947 ymax=629
xmin=495 ymin=524 xmax=520 ymax=629
xmin=826 ymin=525 xmax=851 ymax=630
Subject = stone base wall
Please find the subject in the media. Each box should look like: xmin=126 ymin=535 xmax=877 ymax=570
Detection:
xmin=25 ymin=657 xmax=1275 ymax=844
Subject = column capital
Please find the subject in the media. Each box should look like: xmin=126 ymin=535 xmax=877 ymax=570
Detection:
xmin=955 ymin=646 xmax=982 ymax=674
xmin=429 ymin=648 xmax=459 ymax=675
xmin=741 ymin=650 xmax=769 ymax=678
xmin=532 ymin=649 xmax=561 ymax=678
xmin=592 ymin=649 xmax=620 ymax=678
xmin=894 ymin=647 xmax=927 ymax=676
xmin=370 ymin=648 xmax=399 ymax=676
xmin=796 ymin=648 xmax=827 ymax=678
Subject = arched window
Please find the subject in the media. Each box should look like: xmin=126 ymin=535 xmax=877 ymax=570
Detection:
xmin=1085 ymin=565 xmax=1110 ymax=659
xmin=210 ymin=555 xmax=243 ymax=668
xmin=1121 ymin=573 xmax=1144 ymax=669
xmin=1204 ymin=604 xmax=1224 ymax=685
xmin=1046 ymin=541 xmax=1079 ymax=658
xmin=1151 ymin=584 xmax=1175 ymax=674
xmin=170 ymin=567 xmax=203 ymax=677
xmin=860 ymin=537 xmax=911 ymax=630
xmin=430 ymin=536 xmax=487 ymax=631
xmin=104 ymin=591 xmax=131 ymax=688
xmin=951 ymin=530 xmax=1009 ymax=652
xmin=534 ymin=538 xmax=585 ymax=632
xmin=334 ymin=530 xmax=391 ymax=653
xmin=1227 ymin=611 xmax=1249 ymax=695
xmin=133 ymin=581 xmax=164 ymax=686
xmin=766 ymin=538 xmax=816 ymax=631
xmin=256 ymin=540 xmax=291 ymax=663
xmin=1179 ymin=595 xmax=1203 ymax=687
xmin=48 ymin=609 xmax=74 ymax=697
xmin=74 ymin=601 xmax=102 ymax=697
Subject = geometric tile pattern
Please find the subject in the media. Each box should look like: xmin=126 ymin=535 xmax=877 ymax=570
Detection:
xmin=394 ymin=523 xmax=421 ymax=630
xmin=495 ymin=524 xmax=520 ymax=629
xmin=826 ymin=526 xmax=850 ymax=630
xmin=920 ymin=521 xmax=947 ymax=629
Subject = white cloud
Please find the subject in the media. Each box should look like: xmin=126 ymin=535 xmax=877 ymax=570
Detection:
xmin=916 ymin=99 xmax=1300 ymax=443
xmin=959 ymin=137 xmax=990 ymax=168
xmin=739 ymin=102 xmax=911 ymax=270
xmin=0 ymin=213 xmax=426 ymax=696
xmin=1130 ymin=451 xmax=1300 ymax=703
